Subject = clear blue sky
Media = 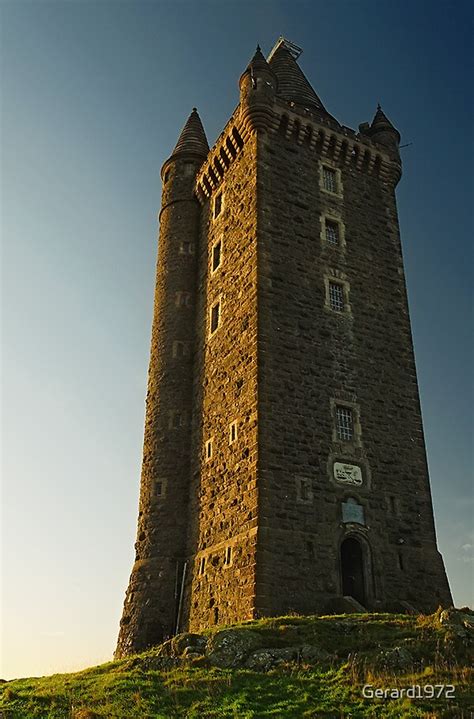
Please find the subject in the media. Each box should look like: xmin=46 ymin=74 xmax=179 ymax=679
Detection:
xmin=1 ymin=0 xmax=472 ymax=680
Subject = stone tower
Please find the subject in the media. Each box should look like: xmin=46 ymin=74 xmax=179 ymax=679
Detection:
xmin=115 ymin=38 xmax=452 ymax=658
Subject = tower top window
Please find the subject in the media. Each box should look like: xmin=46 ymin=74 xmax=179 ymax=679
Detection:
xmin=323 ymin=167 xmax=337 ymax=193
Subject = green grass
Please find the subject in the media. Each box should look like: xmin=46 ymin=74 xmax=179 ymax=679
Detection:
xmin=1 ymin=611 xmax=473 ymax=718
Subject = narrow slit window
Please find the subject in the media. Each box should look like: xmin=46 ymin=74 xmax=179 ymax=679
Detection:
xmin=224 ymin=546 xmax=232 ymax=566
xmin=199 ymin=557 xmax=206 ymax=575
xmin=214 ymin=192 xmax=222 ymax=218
xmin=229 ymin=421 xmax=238 ymax=444
xmin=300 ymin=479 xmax=310 ymax=501
xmin=329 ymin=282 xmax=345 ymax=312
xmin=323 ymin=166 xmax=337 ymax=193
xmin=325 ymin=220 xmax=340 ymax=245
xmin=210 ymin=301 xmax=220 ymax=334
xmin=205 ymin=439 xmax=213 ymax=461
xmin=336 ymin=406 xmax=354 ymax=441
xmin=212 ymin=240 xmax=222 ymax=272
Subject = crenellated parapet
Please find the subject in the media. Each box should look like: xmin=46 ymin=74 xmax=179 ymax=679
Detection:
xmin=195 ymin=120 xmax=245 ymax=203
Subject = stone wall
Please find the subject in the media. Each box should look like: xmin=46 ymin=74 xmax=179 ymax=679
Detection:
xmin=255 ymin=123 xmax=452 ymax=615
xmin=183 ymin=133 xmax=260 ymax=632
xmin=115 ymin=156 xmax=202 ymax=657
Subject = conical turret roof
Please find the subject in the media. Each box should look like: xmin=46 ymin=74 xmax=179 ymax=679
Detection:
xmin=268 ymin=45 xmax=326 ymax=113
xmin=246 ymin=45 xmax=272 ymax=73
xmin=171 ymin=108 xmax=209 ymax=159
xmin=370 ymin=104 xmax=400 ymax=140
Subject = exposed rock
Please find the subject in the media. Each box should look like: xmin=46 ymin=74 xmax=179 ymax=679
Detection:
xmin=245 ymin=647 xmax=299 ymax=671
xmin=376 ymin=646 xmax=413 ymax=672
xmin=140 ymin=655 xmax=180 ymax=671
xmin=172 ymin=632 xmax=207 ymax=657
xmin=207 ymin=629 xmax=262 ymax=668
xmin=300 ymin=644 xmax=331 ymax=664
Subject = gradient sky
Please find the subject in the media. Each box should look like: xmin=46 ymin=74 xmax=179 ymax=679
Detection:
xmin=1 ymin=0 xmax=472 ymax=681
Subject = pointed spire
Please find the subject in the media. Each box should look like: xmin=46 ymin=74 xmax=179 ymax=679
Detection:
xmin=171 ymin=108 xmax=209 ymax=159
xmin=268 ymin=44 xmax=326 ymax=112
xmin=246 ymin=44 xmax=271 ymax=73
xmin=370 ymin=104 xmax=401 ymax=143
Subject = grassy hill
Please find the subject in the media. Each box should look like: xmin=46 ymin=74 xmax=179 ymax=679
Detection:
xmin=1 ymin=608 xmax=473 ymax=718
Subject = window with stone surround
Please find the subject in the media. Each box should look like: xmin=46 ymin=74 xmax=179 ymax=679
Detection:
xmin=320 ymin=164 xmax=342 ymax=197
xmin=229 ymin=421 xmax=238 ymax=444
xmin=321 ymin=215 xmax=345 ymax=249
xmin=205 ymin=439 xmax=213 ymax=461
xmin=210 ymin=300 xmax=221 ymax=335
xmin=326 ymin=219 xmax=340 ymax=245
xmin=212 ymin=238 xmax=222 ymax=273
xmin=329 ymin=281 xmax=345 ymax=312
xmin=323 ymin=167 xmax=337 ymax=192
xmin=324 ymin=273 xmax=351 ymax=314
xmin=336 ymin=406 xmax=354 ymax=441
xmin=213 ymin=192 xmax=223 ymax=219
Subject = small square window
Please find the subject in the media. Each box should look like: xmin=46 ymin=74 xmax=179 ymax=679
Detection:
xmin=172 ymin=341 xmax=188 ymax=358
xmin=168 ymin=411 xmax=183 ymax=429
xmin=212 ymin=240 xmax=222 ymax=272
xmin=336 ymin=406 xmax=354 ymax=441
xmin=179 ymin=241 xmax=195 ymax=255
xmin=329 ymin=282 xmax=344 ymax=312
xmin=296 ymin=477 xmax=313 ymax=504
xmin=154 ymin=478 xmax=167 ymax=498
xmin=175 ymin=291 xmax=191 ymax=307
xmin=224 ymin=546 xmax=232 ymax=566
xmin=325 ymin=220 xmax=340 ymax=245
xmin=229 ymin=421 xmax=238 ymax=444
xmin=210 ymin=301 xmax=220 ymax=334
xmin=214 ymin=192 xmax=222 ymax=219
xmin=322 ymin=167 xmax=337 ymax=193
xmin=205 ymin=439 xmax=213 ymax=461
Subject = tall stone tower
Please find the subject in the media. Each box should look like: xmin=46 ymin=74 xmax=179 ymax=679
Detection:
xmin=115 ymin=38 xmax=452 ymax=658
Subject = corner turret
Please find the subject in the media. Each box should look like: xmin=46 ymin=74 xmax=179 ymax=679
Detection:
xmin=239 ymin=45 xmax=277 ymax=133
xmin=361 ymin=104 xmax=401 ymax=152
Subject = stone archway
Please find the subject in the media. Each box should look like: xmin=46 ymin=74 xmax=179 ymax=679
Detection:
xmin=340 ymin=536 xmax=366 ymax=605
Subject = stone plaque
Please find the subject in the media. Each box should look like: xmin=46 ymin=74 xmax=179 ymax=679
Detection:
xmin=342 ymin=497 xmax=365 ymax=525
xmin=334 ymin=462 xmax=363 ymax=486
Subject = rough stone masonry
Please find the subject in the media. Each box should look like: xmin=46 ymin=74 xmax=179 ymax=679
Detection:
xmin=115 ymin=37 xmax=452 ymax=658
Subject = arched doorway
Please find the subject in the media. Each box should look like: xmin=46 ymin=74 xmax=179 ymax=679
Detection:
xmin=340 ymin=536 xmax=366 ymax=605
